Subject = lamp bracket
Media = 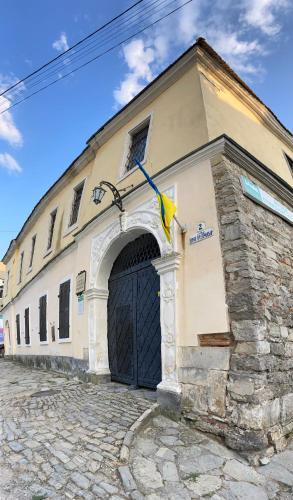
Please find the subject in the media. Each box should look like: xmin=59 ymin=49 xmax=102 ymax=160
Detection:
xmin=100 ymin=181 xmax=124 ymax=212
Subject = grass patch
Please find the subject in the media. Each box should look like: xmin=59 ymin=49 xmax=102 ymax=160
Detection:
xmin=184 ymin=472 xmax=200 ymax=482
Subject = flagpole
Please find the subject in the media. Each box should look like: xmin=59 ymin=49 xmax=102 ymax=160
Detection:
xmin=174 ymin=215 xmax=187 ymax=233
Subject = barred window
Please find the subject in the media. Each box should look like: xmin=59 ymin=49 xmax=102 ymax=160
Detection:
xmin=19 ymin=251 xmax=24 ymax=283
xmin=29 ymin=235 xmax=36 ymax=268
xmin=126 ymin=122 xmax=150 ymax=172
xmin=285 ymin=154 xmax=293 ymax=175
xmin=47 ymin=209 xmax=57 ymax=250
xmin=69 ymin=182 xmax=84 ymax=226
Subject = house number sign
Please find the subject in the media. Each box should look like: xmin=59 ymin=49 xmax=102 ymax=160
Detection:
xmin=76 ymin=270 xmax=86 ymax=296
xmin=190 ymin=222 xmax=214 ymax=245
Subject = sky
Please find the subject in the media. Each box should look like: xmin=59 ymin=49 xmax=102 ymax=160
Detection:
xmin=0 ymin=0 xmax=292 ymax=258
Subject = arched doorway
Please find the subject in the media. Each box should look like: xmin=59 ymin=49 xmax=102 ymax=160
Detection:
xmin=107 ymin=233 xmax=161 ymax=389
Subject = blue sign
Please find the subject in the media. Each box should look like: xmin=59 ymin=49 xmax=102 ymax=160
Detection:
xmin=240 ymin=176 xmax=293 ymax=224
xmin=190 ymin=223 xmax=214 ymax=245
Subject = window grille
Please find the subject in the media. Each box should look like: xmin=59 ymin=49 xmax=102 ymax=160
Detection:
xmin=29 ymin=235 xmax=36 ymax=268
xmin=285 ymin=154 xmax=293 ymax=174
xmin=70 ymin=182 xmax=84 ymax=226
xmin=126 ymin=123 xmax=149 ymax=172
xmin=19 ymin=252 xmax=24 ymax=283
xmin=47 ymin=210 xmax=57 ymax=250
xmin=111 ymin=233 xmax=160 ymax=277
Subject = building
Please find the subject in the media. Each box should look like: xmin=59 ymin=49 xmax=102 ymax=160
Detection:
xmin=2 ymin=39 xmax=293 ymax=459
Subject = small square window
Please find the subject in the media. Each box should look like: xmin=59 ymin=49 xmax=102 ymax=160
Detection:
xmin=69 ymin=182 xmax=84 ymax=227
xmin=125 ymin=122 xmax=150 ymax=172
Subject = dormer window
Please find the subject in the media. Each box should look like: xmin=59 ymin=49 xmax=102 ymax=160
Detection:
xmin=125 ymin=120 xmax=150 ymax=172
xmin=69 ymin=181 xmax=84 ymax=227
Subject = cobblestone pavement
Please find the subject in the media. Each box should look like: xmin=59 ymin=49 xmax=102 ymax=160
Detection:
xmin=128 ymin=416 xmax=293 ymax=499
xmin=1 ymin=360 xmax=293 ymax=499
xmin=0 ymin=360 xmax=154 ymax=499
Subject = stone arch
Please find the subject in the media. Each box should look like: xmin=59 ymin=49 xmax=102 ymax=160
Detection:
xmin=86 ymin=195 xmax=182 ymax=397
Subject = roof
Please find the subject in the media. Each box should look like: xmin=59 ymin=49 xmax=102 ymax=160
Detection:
xmin=2 ymin=38 xmax=292 ymax=262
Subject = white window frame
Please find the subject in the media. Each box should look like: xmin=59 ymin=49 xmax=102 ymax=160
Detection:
xmin=67 ymin=178 xmax=86 ymax=230
xmin=28 ymin=234 xmax=37 ymax=273
xmin=57 ymin=275 xmax=72 ymax=343
xmin=118 ymin=113 xmax=153 ymax=182
xmin=284 ymin=152 xmax=293 ymax=177
xmin=45 ymin=207 xmax=58 ymax=257
xmin=5 ymin=269 xmax=10 ymax=297
xmin=18 ymin=251 xmax=24 ymax=284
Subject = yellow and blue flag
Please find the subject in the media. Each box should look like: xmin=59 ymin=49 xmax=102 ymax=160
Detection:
xmin=134 ymin=159 xmax=176 ymax=242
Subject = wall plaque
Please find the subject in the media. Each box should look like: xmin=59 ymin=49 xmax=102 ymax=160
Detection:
xmin=190 ymin=222 xmax=214 ymax=245
xmin=240 ymin=175 xmax=293 ymax=224
xmin=76 ymin=270 xmax=86 ymax=296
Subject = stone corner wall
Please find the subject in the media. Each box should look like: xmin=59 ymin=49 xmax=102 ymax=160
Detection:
xmin=179 ymin=154 xmax=293 ymax=461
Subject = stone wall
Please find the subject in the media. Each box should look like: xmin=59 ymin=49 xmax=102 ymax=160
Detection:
xmin=180 ymin=154 xmax=293 ymax=461
xmin=5 ymin=354 xmax=110 ymax=384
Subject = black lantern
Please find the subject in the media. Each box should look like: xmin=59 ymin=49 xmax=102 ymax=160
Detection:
xmin=92 ymin=181 xmax=133 ymax=213
xmin=92 ymin=185 xmax=106 ymax=205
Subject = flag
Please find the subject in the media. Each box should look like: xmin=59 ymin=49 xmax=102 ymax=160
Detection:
xmin=134 ymin=159 xmax=176 ymax=242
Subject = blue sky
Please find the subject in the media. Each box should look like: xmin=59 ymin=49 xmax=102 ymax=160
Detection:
xmin=0 ymin=0 xmax=292 ymax=258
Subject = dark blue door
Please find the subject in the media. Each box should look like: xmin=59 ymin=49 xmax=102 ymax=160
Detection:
xmin=108 ymin=234 xmax=161 ymax=389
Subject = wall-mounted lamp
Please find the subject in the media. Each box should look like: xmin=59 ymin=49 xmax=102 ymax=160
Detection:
xmin=92 ymin=181 xmax=133 ymax=212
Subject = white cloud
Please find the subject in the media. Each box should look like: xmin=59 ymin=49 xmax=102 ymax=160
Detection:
xmin=52 ymin=32 xmax=69 ymax=53
xmin=0 ymin=75 xmax=23 ymax=147
xmin=114 ymin=39 xmax=155 ymax=106
xmin=113 ymin=0 xmax=288 ymax=105
xmin=0 ymin=153 xmax=22 ymax=173
xmin=242 ymin=0 xmax=289 ymax=36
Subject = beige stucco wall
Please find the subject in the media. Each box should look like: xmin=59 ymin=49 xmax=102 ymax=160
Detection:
xmin=199 ymin=70 xmax=293 ymax=186
xmin=3 ymin=63 xmax=209 ymax=307
xmin=3 ymin=155 xmax=228 ymax=359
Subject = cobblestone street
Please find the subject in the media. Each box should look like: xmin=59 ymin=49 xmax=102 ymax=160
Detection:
xmin=0 ymin=360 xmax=293 ymax=499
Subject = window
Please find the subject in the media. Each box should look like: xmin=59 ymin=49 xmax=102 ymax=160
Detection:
xmin=5 ymin=270 xmax=10 ymax=296
xmin=19 ymin=252 xmax=24 ymax=283
xmin=47 ymin=209 xmax=57 ymax=250
xmin=16 ymin=314 xmax=21 ymax=345
xmin=24 ymin=307 xmax=30 ymax=345
xmin=69 ymin=182 xmax=84 ymax=227
xmin=285 ymin=154 xmax=293 ymax=175
xmin=39 ymin=295 xmax=47 ymax=342
xmin=58 ymin=280 xmax=70 ymax=339
xmin=125 ymin=121 xmax=150 ymax=172
xmin=29 ymin=235 xmax=36 ymax=268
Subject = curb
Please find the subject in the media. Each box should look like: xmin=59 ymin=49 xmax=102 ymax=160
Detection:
xmin=119 ymin=403 xmax=160 ymax=463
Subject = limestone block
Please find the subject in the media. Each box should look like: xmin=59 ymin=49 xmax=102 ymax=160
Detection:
xmin=280 ymin=326 xmax=289 ymax=338
xmin=207 ymin=370 xmax=227 ymax=417
xmin=232 ymin=399 xmax=280 ymax=430
xmin=178 ymin=368 xmax=208 ymax=385
xmin=235 ymin=341 xmax=270 ymax=355
xmin=181 ymin=384 xmax=208 ymax=414
xmin=281 ymin=393 xmax=293 ymax=424
xmin=177 ymin=347 xmax=230 ymax=370
xmin=231 ymin=320 xmax=266 ymax=341
xmin=228 ymin=378 xmax=255 ymax=397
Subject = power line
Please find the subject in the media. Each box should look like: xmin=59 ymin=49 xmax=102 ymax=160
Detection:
xmin=0 ymin=0 xmax=145 ymax=98
xmin=13 ymin=0 xmax=172 ymax=94
xmin=0 ymin=0 xmax=193 ymax=115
